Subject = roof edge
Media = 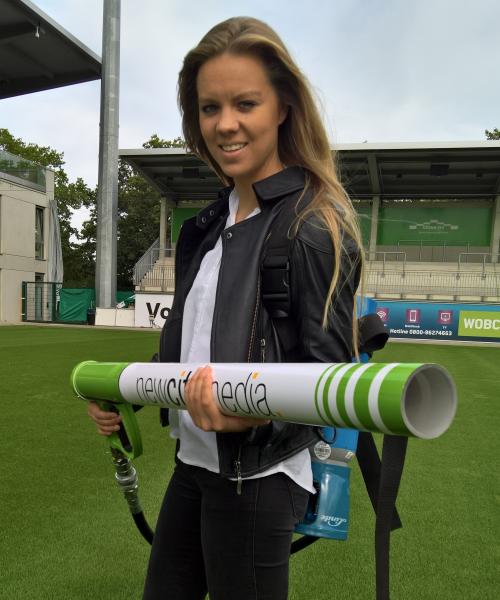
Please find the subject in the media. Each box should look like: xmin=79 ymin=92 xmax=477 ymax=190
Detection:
xmin=16 ymin=0 xmax=101 ymax=65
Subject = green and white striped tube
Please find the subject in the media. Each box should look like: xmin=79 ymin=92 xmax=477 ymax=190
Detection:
xmin=72 ymin=361 xmax=457 ymax=439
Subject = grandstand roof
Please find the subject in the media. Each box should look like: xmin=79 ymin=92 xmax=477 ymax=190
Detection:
xmin=120 ymin=141 xmax=500 ymax=205
xmin=0 ymin=0 xmax=101 ymax=99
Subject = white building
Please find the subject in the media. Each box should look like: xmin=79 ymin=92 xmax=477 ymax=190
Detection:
xmin=0 ymin=150 xmax=61 ymax=322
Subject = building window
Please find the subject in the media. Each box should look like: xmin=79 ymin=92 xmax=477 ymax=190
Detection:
xmin=35 ymin=206 xmax=44 ymax=259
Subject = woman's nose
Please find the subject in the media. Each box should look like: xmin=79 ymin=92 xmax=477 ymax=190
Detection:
xmin=216 ymin=107 xmax=239 ymax=134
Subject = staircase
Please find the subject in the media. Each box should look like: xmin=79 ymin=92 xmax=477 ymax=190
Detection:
xmin=133 ymin=238 xmax=175 ymax=292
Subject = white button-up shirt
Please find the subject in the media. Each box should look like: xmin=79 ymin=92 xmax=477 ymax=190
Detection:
xmin=172 ymin=188 xmax=314 ymax=493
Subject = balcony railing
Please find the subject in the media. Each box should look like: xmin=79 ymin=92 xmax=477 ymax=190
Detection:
xmin=0 ymin=149 xmax=46 ymax=190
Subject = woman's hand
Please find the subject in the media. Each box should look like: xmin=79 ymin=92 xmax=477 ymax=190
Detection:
xmin=185 ymin=366 xmax=270 ymax=433
xmin=87 ymin=400 xmax=122 ymax=436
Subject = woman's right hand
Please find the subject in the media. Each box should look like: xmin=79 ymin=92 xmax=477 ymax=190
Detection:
xmin=87 ymin=401 xmax=122 ymax=436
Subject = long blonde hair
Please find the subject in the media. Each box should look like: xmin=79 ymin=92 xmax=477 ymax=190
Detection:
xmin=178 ymin=17 xmax=364 ymax=355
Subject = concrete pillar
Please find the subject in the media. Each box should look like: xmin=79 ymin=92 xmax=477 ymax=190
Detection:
xmin=159 ymin=197 xmax=167 ymax=259
xmin=95 ymin=0 xmax=120 ymax=308
xmin=490 ymin=196 xmax=500 ymax=263
xmin=369 ymin=196 xmax=380 ymax=260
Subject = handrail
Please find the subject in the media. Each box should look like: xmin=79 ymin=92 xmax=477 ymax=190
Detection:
xmin=397 ymin=240 xmax=472 ymax=262
xmin=364 ymin=268 xmax=500 ymax=298
xmin=368 ymin=251 xmax=407 ymax=275
xmin=457 ymin=253 xmax=500 ymax=277
xmin=133 ymin=238 xmax=175 ymax=286
xmin=135 ymin=264 xmax=175 ymax=292
xmin=133 ymin=238 xmax=159 ymax=285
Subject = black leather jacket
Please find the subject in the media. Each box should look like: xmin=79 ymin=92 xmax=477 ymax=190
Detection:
xmin=159 ymin=166 xmax=361 ymax=479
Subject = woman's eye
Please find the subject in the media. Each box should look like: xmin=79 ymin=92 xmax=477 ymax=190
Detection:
xmin=200 ymin=104 xmax=217 ymax=115
xmin=239 ymin=101 xmax=256 ymax=111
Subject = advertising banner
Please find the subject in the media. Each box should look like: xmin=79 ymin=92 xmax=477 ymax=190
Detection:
xmin=374 ymin=301 xmax=500 ymax=342
xmin=134 ymin=293 xmax=174 ymax=328
xmin=377 ymin=206 xmax=492 ymax=246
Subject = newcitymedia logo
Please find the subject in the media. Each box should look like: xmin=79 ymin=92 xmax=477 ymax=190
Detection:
xmin=458 ymin=311 xmax=500 ymax=339
xmin=134 ymin=369 xmax=277 ymax=417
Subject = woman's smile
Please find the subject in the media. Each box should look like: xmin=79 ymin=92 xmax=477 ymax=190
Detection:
xmin=219 ymin=142 xmax=248 ymax=154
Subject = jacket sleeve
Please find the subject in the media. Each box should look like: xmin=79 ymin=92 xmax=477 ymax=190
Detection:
xmin=289 ymin=215 xmax=361 ymax=363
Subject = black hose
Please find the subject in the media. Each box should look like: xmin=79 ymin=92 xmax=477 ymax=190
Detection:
xmin=132 ymin=511 xmax=154 ymax=545
xmin=290 ymin=535 xmax=318 ymax=554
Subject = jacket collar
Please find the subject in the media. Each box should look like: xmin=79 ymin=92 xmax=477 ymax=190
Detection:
xmin=252 ymin=166 xmax=306 ymax=202
xmin=196 ymin=166 xmax=306 ymax=229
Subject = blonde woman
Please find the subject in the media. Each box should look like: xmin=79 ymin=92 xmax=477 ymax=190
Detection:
xmin=89 ymin=16 xmax=362 ymax=600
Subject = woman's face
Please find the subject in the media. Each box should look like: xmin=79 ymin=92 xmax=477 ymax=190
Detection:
xmin=197 ymin=52 xmax=287 ymax=186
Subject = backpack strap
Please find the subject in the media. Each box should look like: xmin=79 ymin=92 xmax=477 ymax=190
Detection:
xmin=375 ymin=435 xmax=408 ymax=600
xmin=261 ymin=199 xmax=299 ymax=355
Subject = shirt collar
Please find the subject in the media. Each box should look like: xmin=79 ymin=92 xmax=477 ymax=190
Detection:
xmin=226 ymin=188 xmax=261 ymax=228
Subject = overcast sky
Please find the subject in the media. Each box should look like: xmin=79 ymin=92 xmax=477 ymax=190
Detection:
xmin=2 ymin=0 xmax=499 ymax=228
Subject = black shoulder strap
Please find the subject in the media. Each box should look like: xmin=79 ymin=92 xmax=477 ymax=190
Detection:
xmin=261 ymin=199 xmax=299 ymax=354
xmin=261 ymin=203 xmax=407 ymax=600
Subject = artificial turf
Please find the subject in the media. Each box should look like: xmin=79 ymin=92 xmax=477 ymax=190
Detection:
xmin=0 ymin=325 xmax=498 ymax=599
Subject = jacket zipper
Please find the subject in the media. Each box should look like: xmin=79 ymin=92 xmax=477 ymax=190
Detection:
xmin=246 ymin=231 xmax=271 ymax=363
xmin=237 ymin=231 xmax=272 ymax=493
xmin=234 ymin=446 xmax=242 ymax=495
xmin=247 ymin=275 xmax=261 ymax=363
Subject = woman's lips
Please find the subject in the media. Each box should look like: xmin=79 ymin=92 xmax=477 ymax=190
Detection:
xmin=219 ymin=142 xmax=248 ymax=154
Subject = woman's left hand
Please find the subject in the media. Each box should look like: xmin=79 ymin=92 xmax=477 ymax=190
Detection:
xmin=184 ymin=365 xmax=270 ymax=432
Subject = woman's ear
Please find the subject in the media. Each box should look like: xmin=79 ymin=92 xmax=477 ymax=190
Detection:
xmin=278 ymin=103 xmax=289 ymax=125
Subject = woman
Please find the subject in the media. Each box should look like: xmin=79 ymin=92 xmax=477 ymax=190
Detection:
xmin=88 ymin=16 xmax=363 ymax=600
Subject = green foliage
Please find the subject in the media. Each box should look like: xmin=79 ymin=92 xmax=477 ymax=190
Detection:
xmin=117 ymin=164 xmax=161 ymax=289
xmin=485 ymin=128 xmax=500 ymax=140
xmin=142 ymin=134 xmax=185 ymax=149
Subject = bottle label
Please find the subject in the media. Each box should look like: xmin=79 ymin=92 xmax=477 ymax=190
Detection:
xmin=313 ymin=441 xmax=332 ymax=460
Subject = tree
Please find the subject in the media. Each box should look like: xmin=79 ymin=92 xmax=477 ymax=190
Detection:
xmin=485 ymin=128 xmax=500 ymax=140
xmin=142 ymin=134 xmax=185 ymax=149
xmin=0 ymin=128 xmax=96 ymax=285
xmin=116 ymin=134 xmax=184 ymax=288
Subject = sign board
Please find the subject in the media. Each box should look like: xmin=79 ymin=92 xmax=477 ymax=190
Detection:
xmin=374 ymin=301 xmax=500 ymax=342
xmin=134 ymin=293 xmax=174 ymax=328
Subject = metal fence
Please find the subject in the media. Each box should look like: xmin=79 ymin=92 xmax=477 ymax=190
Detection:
xmin=365 ymin=270 xmax=500 ymax=298
xmin=374 ymin=243 xmax=497 ymax=263
xmin=22 ymin=282 xmax=62 ymax=322
xmin=137 ymin=265 xmax=176 ymax=292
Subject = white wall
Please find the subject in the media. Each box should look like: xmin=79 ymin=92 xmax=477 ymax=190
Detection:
xmin=0 ymin=170 xmax=54 ymax=323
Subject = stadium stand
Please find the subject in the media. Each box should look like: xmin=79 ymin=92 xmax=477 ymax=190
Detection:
xmin=123 ymin=142 xmax=500 ymax=304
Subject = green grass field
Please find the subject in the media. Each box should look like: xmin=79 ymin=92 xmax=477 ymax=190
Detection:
xmin=0 ymin=325 xmax=499 ymax=600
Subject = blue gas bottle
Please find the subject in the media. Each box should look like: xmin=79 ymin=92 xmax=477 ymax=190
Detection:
xmin=295 ymin=426 xmax=359 ymax=541
xmin=295 ymin=352 xmax=370 ymax=541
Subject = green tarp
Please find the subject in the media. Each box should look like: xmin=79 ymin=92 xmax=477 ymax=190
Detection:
xmin=57 ymin=289 xmax=134 ymax=323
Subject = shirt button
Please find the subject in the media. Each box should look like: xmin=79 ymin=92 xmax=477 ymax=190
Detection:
xmin=226 ymin=232 xmax=233 ymax=239
xmin=209 ymin=210 xmax=215 ymax=216
xmin=201 ymin=216 xmax=207 ymax=223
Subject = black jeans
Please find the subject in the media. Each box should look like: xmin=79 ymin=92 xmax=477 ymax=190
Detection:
xmin=142 ymin=460 xmax=310 ymax=600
